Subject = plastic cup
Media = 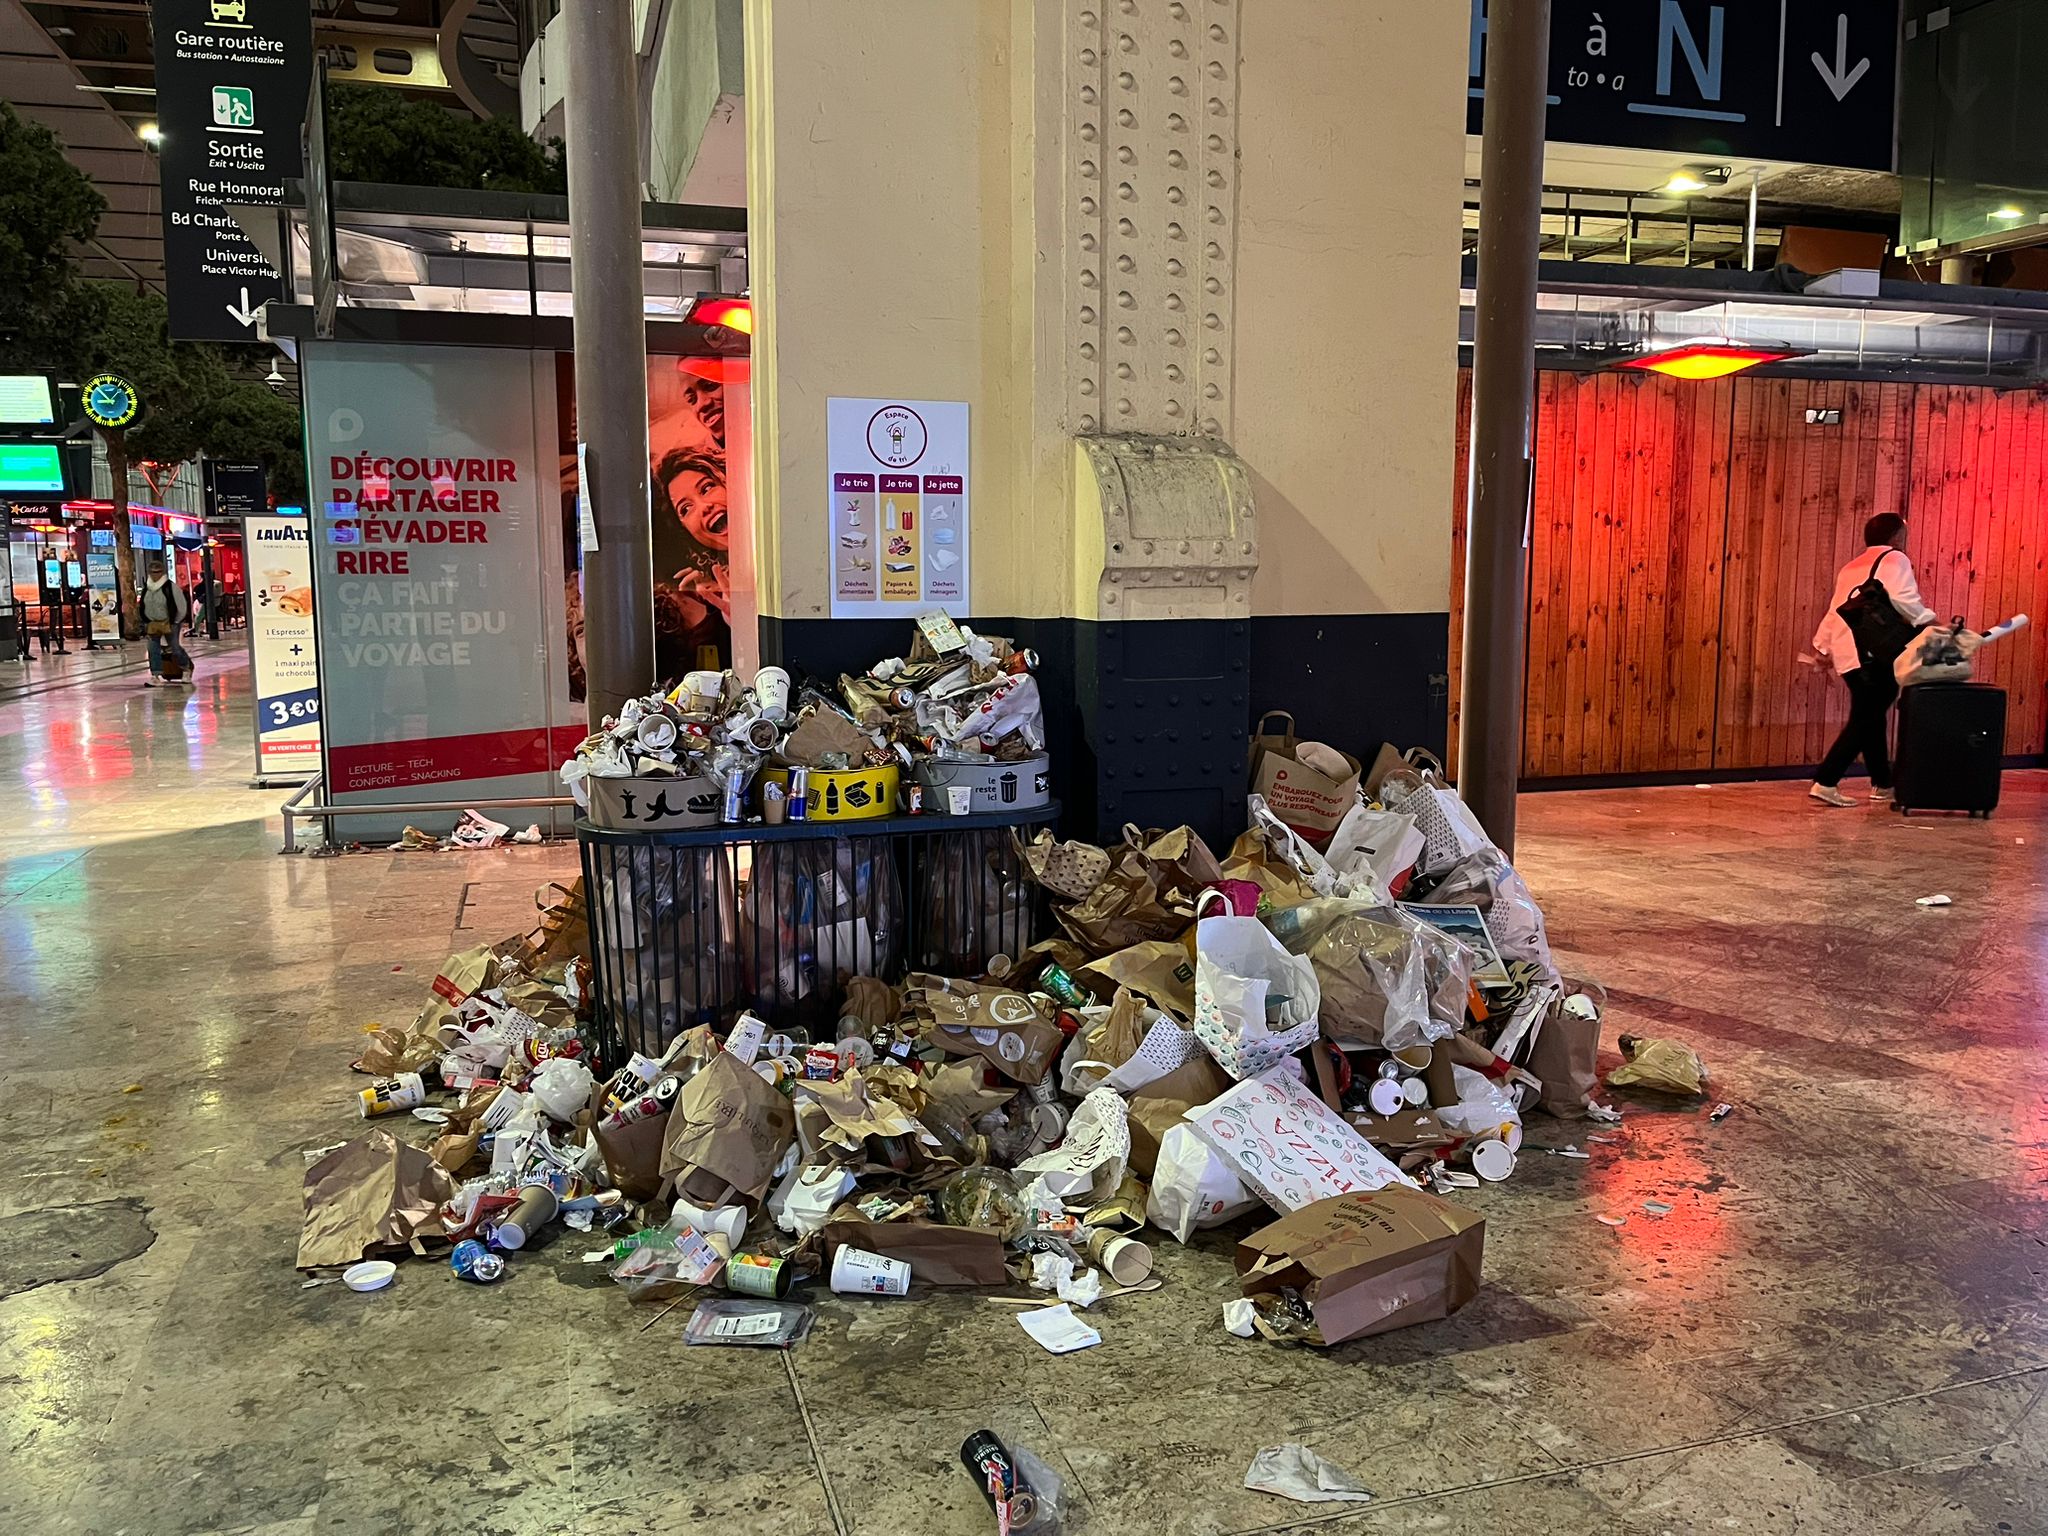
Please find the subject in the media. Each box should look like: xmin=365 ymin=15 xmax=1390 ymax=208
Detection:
xmin=1470 ymin=1139 xmax=1517 ymax=1182
xmin=1367 ymin=1077 xmax=1407 ymax=1117
xmin=946 ymin=784 xmax=973 ymax=816
xmin=830 ymin=1243 xmax=910 ymax=1296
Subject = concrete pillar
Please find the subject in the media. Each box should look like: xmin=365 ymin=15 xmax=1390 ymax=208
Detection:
xmin=741 ymin=0 xmax=1469 ymax=837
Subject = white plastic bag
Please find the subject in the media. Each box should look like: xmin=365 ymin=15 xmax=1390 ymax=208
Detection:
xmin=1242 ymin=795 xmax=1356 ymax=898
xmin=1015 ymin=1087 xmax=1130 ymax=1203
xmin=1322 ymin=803 xmax=1419 ymax=901
xmin=1194 ymin=913 xmax=1322 ymax=1080
xmin=1407 ymin=849 xmax=1558 ymax=985
xmin=1145 ymin=1122 xmax=1262 ymax=1242
xmin=1380 ymin=768 xmax=1495 ymax=876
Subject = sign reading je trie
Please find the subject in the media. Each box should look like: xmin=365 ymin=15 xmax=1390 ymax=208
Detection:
xmin=150 ymin=0 xmax=314 ymax=342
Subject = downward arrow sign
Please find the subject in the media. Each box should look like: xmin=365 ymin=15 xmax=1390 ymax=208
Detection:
xmin=1812 ymin=14 xmax=1871 ymax=101
xmin=224 ymin=286 xmax=259 ymax=328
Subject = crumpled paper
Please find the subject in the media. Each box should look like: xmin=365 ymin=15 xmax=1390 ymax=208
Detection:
xmin=297 ymin=1131 xmax=456 ymax=1270
xmin=1243 ymin=1443 xmax=1373 ymax=1505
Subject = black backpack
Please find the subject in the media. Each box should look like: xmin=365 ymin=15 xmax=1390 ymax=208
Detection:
xmin=1836 ymin=551 xmax=1920 ymax=670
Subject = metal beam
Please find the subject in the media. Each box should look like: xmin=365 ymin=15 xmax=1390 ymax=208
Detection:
xmin=1458 ymin=0 xmax=1551 ymax=856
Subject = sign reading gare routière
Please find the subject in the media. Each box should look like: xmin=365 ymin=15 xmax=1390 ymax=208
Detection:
xmin=151 ymin=0 xmax=314 ymax=342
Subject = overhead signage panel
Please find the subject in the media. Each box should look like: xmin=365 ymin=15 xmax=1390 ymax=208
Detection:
xmin=151 ymin=0 xmax=314 ymax=341
xmin=1468 ymin=0 xmax=1899 ymax=173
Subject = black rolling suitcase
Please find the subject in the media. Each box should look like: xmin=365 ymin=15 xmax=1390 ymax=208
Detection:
xmin=1893 ymin=682 xmax=2005 ymax=818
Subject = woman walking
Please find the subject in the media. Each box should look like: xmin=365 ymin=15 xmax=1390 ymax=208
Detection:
xmin=1808 ymin=513 xmax=1934 ymax=806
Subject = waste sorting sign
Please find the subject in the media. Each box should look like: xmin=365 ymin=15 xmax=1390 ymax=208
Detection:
xmin=827 ymin=397 xmax=971 ymax=619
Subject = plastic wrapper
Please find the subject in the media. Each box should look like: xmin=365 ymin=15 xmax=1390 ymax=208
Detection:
xmin=1377 ymin=766 xmax=1496 ymax=878
xmin=684 ymin=1297 xmax=816 ymax=1348
xmin=914 ymin=829 xmax=1034 ymax=974
xmin=936 ymin=1166 xmax=1026 ymax=1239
xmin=743 ymin=837 xmax=903 ymax=1018
xmin=1607 ymin=1034 xmax=1709 ymax=1096
xmin=1405 ymin=848 xmax=1559 ymax=986
xmin=1434 ymin=1063 xmax=1524 ymax=1145
xmin=1267 ymin=897 xmax=1470 ymax=1051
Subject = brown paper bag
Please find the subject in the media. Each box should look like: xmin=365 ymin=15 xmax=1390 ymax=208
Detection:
xmin=297 ymin=1131 xmax=455 ymax=1269
xmin=597 ymin=1112 xmax=673 ymax=1203
xmin=1125 ymin=1052 xmax=1234 ymax=1176
xmin=822 ymin=1209 xmax=1008 ymax=1286
xmin=1048 ymin=837 xmax=1189 ymax=957
xmin=1081 ymin=939 xmax=1196 ymax=1022
xmin=1016 ymin=828 xmax=1114 ymax=903
xmin=1219 ymin=826 xmax=1318 ymax=910
xmin=1131 ymin=824 xmax=1226 ymax=897
xmin=1236 ymin=1187 xmax=1484 ymax=1343
xmin=659 ymin=1052 xmax=797 ymax=1209
xmin=1247 ymin=711 xmax=1362 ymax=849
xmin=351 ymin=1022 xmax=438 ymax=1077
xmin=1528 ymin=996 xmax=1602 ymax=1118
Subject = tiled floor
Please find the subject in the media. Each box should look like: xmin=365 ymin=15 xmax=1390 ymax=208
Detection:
xmin=0 ymin=648 xmax=2041 ymax=1535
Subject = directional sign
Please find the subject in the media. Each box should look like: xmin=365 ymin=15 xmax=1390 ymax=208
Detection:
xmin=151 ymin=0 xmax=314 ymax=341
xmin=205 ymin=459 xmax=267 ymax=522
xmin=1469 ymin=0 xmax=1899 ymax=173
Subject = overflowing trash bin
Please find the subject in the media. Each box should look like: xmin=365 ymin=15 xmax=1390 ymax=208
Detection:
xmin=297 ymin=642 xmax=1722 ymax=1527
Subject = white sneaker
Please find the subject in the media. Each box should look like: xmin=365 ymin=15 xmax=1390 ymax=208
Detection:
xmin=1869 ymin=786 xmax=1894 ymax=803
xmin=1809 ymin=784 xmax=1857 ymax=807
xmin=142 ymin=676 xmax=158 ymax=688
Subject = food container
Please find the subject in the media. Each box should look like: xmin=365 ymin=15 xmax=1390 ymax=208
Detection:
xmin=912 ymin=753 xmax=1051 ymax=815
xmin=760 ymin=763 xmax=899 ymax=822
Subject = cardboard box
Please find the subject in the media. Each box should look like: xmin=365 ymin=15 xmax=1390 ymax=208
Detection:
xmin=1235 ymin=1187 xmax=1485 ymax=1343
xmin=586 ymin=774 xmax=720 ymax=830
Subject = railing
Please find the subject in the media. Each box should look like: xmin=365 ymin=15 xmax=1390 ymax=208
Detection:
xmin=577 ymin=805 xmax=1061 ymax=1061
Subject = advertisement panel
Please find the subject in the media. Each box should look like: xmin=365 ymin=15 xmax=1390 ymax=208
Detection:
xmin=244 ymin=514 xmax=320 ymax=778
xmin=302 ymin=343 xmax=576 ymax=836
xmin=86 ymin=550 xmax=119 ymax=641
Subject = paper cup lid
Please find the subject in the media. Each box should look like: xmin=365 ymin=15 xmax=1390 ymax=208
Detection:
xmin=344 ymin=1260 xmax=396 ymax=1292
xmin=1367 ymin=1077 xmax=1407 ymax=1117
xmin=1471 ymin=1140 xmax=1517 ymax=1182
xmin=1402 ymin=1077 xmax=1430 ymax=1107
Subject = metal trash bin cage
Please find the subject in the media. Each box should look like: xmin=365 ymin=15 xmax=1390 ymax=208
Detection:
xmin=576 ymin=803 xmax=1062 ymax=1061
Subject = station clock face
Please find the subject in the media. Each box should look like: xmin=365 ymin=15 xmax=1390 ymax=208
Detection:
xmin=83 ymin=373 xmax=141 ymax=430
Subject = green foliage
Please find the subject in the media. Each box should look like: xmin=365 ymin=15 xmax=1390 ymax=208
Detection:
xmin=327 ymin=83 xmax=567 ymax=195
xmin=0 ymin=103 xmax=106 ymax=378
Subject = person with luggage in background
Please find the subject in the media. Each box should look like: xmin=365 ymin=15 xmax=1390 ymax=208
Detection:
xmin=140 ymin=557 xmax=194 ymax=687
xmin=1808 ymin=512 xmax=1935 ymax=807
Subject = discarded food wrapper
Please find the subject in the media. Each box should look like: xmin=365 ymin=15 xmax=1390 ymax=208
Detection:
xmin=1187 ymin=1070 xmax=1415 ymax=1215
xmin=1606 ymin=1035 xmax=1709 ymax=1096
xmin=683 ymin=1297 xmax=815 ymax=1348
xmin=1017 ymin=1301 xmax=1101 ymax=1354
xmin=1916 ymin=893 xmax=1953 ymax=908
xmin=1243 ymin=1443 xmax=1373 ymax=1505
xmin=1709 ymin=1102 xmax=1734 ymax=1123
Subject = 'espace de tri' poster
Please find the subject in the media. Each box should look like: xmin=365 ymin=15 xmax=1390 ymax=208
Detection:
xmin=827 ymin=397 xmax=970 ymax=619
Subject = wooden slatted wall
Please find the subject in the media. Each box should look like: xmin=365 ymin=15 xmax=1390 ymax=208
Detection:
xmin=1446 ymin=372 xmax=2048 ymax=778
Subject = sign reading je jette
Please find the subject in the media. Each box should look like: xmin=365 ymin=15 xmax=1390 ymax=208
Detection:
xmin=303 ymin=344 xmax=579 ymax=824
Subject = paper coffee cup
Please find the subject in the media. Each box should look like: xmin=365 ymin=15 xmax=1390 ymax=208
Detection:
xmin=754 ymin=666 xmax=792 ymax=722
xmin=1086 ymin=1229 xmax=1153 ymax=1286
xmin=358 ymin=1071 xmax=426 ymax=1118
xmin=1470 ymin=1139 xmax=1517 ymax=1182
xmin=830 ymin=1243 xmax=910 ymax=1296
xmin=683 ymin=669 xmax=724 ymax=710
xmin=636 ymin=714 xmax=678 ymax=752
xmin=1367 ymin=1077 xmax=1407 ymax=1117
xmin=945 ymin=784 xmax=973 ymax=815
xmin=672 ymin=1197 xmax=747 ymax=1247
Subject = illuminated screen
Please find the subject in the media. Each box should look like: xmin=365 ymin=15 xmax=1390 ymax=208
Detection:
xmin=0 ymin=376 xmax=56 ymax=425
xmin=0 ymin=442 xmax=65 ymax=492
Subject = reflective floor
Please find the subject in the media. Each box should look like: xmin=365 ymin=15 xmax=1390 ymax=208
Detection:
xmin=0 ymin=649 xmax=2041 ymax=1535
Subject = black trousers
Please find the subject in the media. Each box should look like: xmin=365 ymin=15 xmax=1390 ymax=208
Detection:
xmin=1817 ymin=666 xmax=1898 ymax=789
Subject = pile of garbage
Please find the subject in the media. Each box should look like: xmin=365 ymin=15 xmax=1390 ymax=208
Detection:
xmin=560 ymin=610 xmax=1046 ymax=825
xmin=301 ymin=708 xmax=1723 ymax=1379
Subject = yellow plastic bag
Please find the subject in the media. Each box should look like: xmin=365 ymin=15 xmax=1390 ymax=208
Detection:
xmin=1606 ymin=1035 xmax=1708 ymax=1096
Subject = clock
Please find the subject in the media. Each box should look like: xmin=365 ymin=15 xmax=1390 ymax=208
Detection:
xmin=83 ymin=372 xmax=140 ymax=430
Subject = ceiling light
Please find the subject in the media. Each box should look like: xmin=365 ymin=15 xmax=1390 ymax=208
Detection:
xmin=1613 ymin=338 xmax=1807 ymax=381
xmin=139 ymin=122 xmax=162 ymax=145
xmin=1991 ymin=206 xmax=2026 ymax=221
xmin=685 ymin=294 xmax=753 ymax=335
